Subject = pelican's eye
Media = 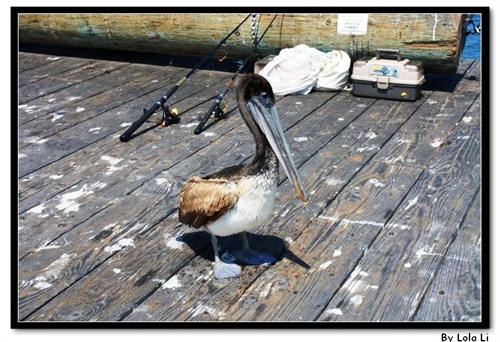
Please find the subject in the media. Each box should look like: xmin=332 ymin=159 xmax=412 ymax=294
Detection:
xmin=260 ymin=91 xmax=273 ymax=107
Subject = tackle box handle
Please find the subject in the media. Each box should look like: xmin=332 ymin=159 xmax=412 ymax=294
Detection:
xmin=376 ymin=48 xmax=401 ymax=62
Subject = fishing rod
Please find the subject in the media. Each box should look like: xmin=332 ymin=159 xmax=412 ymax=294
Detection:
xmin=194 ymin=14 xmax=278 ymax=135
xmin=119 ymin=13 xmax=252 ymax=142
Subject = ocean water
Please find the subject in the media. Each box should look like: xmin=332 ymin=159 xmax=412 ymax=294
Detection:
xmin=461 ymin=14 xmax=481 ymax=59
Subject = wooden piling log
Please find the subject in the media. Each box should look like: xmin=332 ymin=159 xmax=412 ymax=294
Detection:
xmin=18 ymin=13 xmax=467 ymax=73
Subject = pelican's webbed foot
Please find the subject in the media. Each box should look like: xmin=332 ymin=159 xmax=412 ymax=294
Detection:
xmin=231 ymin=249 xmax=277 ymax=265
xmin=214 ymin=254 xmax=242 ymax=279
xmin=231 ymin=232 xmax=277 ymax=266
xmin=211 ymin=235 xmax=241 ymax=279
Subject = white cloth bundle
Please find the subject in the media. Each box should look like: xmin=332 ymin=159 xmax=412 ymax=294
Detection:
xmin=315 ymin=50 xmax=351 ymax=91
xmin=259 ymin=44 xmax=351 ymax=96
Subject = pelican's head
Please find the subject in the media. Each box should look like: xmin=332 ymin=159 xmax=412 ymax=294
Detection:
xmin=236 ymin=74 xmax=307 ymax=202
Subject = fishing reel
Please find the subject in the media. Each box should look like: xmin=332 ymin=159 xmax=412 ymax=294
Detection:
xmin=213 ymin=102 xmax=229 ymax=120
xmin=194 ymin=100 xmax=228 ymax=134
xmin=160 ymin=104 xmax=180 ymax=127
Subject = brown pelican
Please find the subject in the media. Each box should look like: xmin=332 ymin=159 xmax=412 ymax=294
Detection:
xmin=179 ymin=74 xmax=307 ymax=279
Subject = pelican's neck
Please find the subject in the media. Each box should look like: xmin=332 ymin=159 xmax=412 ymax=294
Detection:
xmin=252 ymin=125 xmax=276 ymax=168
xmin=239 ymin=102 xmax=278 ymax=175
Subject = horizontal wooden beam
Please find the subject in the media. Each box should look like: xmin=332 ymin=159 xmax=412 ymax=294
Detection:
xmin=18 ymin=13 xmax=467 ymax=73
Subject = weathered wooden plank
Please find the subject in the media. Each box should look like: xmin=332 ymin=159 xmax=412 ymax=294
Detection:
xmin=18 ymin=13 xmax=467 ymax=73
xmin=19 ymin=54 xmax=96 ymax=87
xmin=283 ymin=91 xmax=377 ymax=166
xmin=436 ymin=59 xmax=479 ymax=94
xmin=18 ymin=51 xmax=62 ymax=72
xmin=374 ymin=59 xmax=480 ymax=168
xmin=412 ymin=101 xmax=482 ymax=322
xmin=19 ymin=62 xmax=173 ymax=147
xmin=414 ymin=190 xmax=481 ymax=321
xmin=18 ymin=59 xmax=130 ymax=105
xmin=19 ymin=170 xmax=182 ymax=321
xmin=17 ymin=59 xmax=131 ymax=128
xmin=321 ymin=93 xmax=480 ymax=321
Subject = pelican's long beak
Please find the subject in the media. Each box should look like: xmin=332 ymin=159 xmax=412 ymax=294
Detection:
xmin=247 ymin=94 xmax=307 ymax=202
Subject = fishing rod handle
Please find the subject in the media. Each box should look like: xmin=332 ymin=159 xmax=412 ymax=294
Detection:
xmin=119 ymin=83 xmax=182 ymax=142
xmin=119 ymin=102 xmax=161 ymax=142
xmin=194 ymin=98 xmax=221 ymax=135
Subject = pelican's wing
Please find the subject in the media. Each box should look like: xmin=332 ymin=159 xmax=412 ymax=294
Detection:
xmin=179 ymin=176 xmax=239 ymax=228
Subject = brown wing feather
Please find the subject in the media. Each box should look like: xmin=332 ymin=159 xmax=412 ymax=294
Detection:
xmin=179 ymin=176 xmax=239 ymax=228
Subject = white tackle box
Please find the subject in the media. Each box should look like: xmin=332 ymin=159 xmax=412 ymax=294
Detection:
xmin=351 ymin=49 xmax=425 ymax=101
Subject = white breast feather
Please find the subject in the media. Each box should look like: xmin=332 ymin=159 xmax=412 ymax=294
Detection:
xmin=206 ymin=175 xmax=277 ymax=237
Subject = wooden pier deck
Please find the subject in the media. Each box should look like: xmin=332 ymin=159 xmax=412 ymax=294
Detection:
xmin=16 ymin=45 xmax=482 ymax=325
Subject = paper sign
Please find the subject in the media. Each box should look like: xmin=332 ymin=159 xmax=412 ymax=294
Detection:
xmin=337 ymin=14 xmax=369 ymax=35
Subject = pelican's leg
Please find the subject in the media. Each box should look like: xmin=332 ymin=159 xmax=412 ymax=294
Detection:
xmin=211 ymin=234 xmax=241 ymax=279
xmin=231 ymin=232 xmax=277 ymax=265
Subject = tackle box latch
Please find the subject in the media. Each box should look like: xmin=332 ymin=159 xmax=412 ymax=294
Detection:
xmin=376 ymin=76 xmax=390 ymax=90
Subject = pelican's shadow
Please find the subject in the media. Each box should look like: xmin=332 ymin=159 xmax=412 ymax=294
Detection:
xmin=177 ymin=231 xmax=310 ymax=270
